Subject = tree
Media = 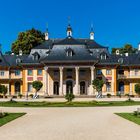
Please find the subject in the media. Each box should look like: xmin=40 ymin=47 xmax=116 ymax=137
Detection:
xmin=0 ymin=85 xmax=8 ymax=98
xmin=65 ymin=92 xmax=75 ymax=103
xmin=12 ymin=28 xmax=45 ymax=54
xmin=92 ymin=78 xmax=104 ymax=97
xmin=32 ymin=81 xmax=43 ymax=98
xmin=135 ymin=83 xmax=140 ymax=97
xmin=111 ymin=44 xmax=137 ymax=54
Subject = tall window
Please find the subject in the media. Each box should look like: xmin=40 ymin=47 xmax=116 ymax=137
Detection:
xmin=28 ymin=70 xmax=33 ymax=76
xmin=80 ymin=70 xmax=86 ymax=76
xmin=106 ymin=69 xmax=112 ymax=75
xmin=15 ymin=70 xmax=20 ymax=76
xmin=134 ymin=69 xmax=139 ymax=76
xmin=54 ymin=70 xmax=59 ymax=77
xmin=97 ymin=69 xmax=102 ymax=75
xmin=37 ymin=69 xmax=42 ymax=75
xmin=28 ymin=83 xmax=32 ymax=92
xmin=0 ymin=71 xmax=4 ymax=76
xmin=106 ymin=82 xmax=111 ymax=92
xmin=66 ymin=69 xmax=72 ymax=78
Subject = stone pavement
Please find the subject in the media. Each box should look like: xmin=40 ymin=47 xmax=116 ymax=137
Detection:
xmin=0 ymin=106 xmax=140 ymax=140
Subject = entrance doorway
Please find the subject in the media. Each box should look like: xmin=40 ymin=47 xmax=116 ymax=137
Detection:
xmin=80 ymin=81 xmax=86 ymax=95
xmin=66 ymin=80 xmax=73 ymax=94
xmin=54 ymin=82 xmax=59 ymax=95
xmin=15 ymin=82 xmax=20 ymax=93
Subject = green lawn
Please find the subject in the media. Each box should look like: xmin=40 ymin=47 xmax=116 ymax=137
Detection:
xmin=0 ymin=113 xmax=26 ymax=127
xmin=0 ymin=100 xmax=140 ymax=107
xmin=116 ymin=113 xmax=140 ymax=125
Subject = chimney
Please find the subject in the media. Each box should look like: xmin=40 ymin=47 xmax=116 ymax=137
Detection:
xmin=125 ymin=52 xmax=129 ymax=56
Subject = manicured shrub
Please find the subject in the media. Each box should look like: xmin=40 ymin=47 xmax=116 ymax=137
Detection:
xmin=32 ymin=81 xmax=43 ymax=98
xmin=135 ymin=83 xmax=140 ymax=97
xmin=29 ymin=94 xmax=33 ymax=98
xmin=116 ymin=92 xmax=122 ymax=98
xmin=0 ymin=112 xmax=8 ymax=118
xmin=18 ymin=93 xmax=23 ymax=99
xmin=107 ymin=93 xmax=111 ymax=98
xmin=0 ymin=85 xmax=8 ymax=98
xmin=12 ymin=95 xmax=17 ymax=99
xmin=65 ymin=93 xmax=75 ymax=102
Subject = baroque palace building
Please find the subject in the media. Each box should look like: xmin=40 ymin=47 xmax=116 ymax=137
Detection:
xmin=0 ymin=24 xmax=140 ymax=96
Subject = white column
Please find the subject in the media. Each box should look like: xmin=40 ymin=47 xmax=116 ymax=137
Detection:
xmin=90 ymin=66 xmax=95 ymax=95
xmin=130 ymin=83 xmax=133 ymax=95
xmin=59 ymin=67 xmax=63 ymax=95
xmin=112 ymin=70 xmax=114 ymax=94
xmin=75 ymin=67 xmax=79 ymax=95
xmin=44 ymin=66 xmax=48 ymax=96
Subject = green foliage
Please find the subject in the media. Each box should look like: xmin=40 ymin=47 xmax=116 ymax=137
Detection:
xmin=29 ymin=94 xmax=33 ymax=98
xmin=135 ymin=83 xmax=140 ymax=95
xmin=107 ymin=93 xmax=111 ymax=98
xmin=18 ymin=93 xmax=23 ymax=98
xmin=0 ymin=112 xmax=8 ymax=118
xmin=32 ymin=81 xmax=43 ymax=92
xmin=133 ymin=110 xmax=140 ymax=117
xmin=0 ymin=85 xmax=8 ymax=96
xmin=116 ymin=113 xmax=140 ymax=125
xmin=65 ymin=93 xmax=75 ymax=102
xmin=12 ymin=28 xmax=45 ymax=54
xmin=92 ymin=79 xmax=104 ymax=93
xmin=112 ymin=44 xmax=137 ymax=54
xmin=0 ymin=113 xmax=26 ymax=126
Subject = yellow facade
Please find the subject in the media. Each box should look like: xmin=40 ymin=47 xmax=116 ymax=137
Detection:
xmin=1 ymin=65 xmax=140 ymax=96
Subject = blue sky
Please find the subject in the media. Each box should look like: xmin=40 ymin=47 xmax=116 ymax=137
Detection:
xmin=0 ymin=0 xmax=140 ymax=52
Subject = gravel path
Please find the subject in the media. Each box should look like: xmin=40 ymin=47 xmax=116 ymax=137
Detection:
xmin=0 ymin=106 xmax=140 ymax=140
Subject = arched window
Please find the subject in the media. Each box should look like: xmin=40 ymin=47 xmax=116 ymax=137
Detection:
xmin=53 ymin=82 xmax=59 ymax=95
xmin=66 ymin=80 xmax=73 ymax=94
xmin=65 ymin=48 xmax=74 ymax=57
xmin=32 ymin=52 xmax=40 ymax=60
xmin=80 ymin=81 xmax=86 ymax=95
xmin=16 ymin=58 xmax=22 ymax=64
xmin=100 ymin=52 xmax=107 ymax=60
xmin=15 ymin=82 xmax=20 ymax=93
xmin=118 ymin=81 xmax=124 ymax=92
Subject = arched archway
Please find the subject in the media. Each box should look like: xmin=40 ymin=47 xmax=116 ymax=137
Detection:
xmin=80 ymin=81 xmax=86 ymax=95
xmin=15 ymin=82 xmax=20 ymax=93
xmin=118 ymin=81 xmax=124 ymax=92
xmin=53 ymin=81 xmax=59 ymax=95
xmin=66 ymin=80 xmax=73 ymax=94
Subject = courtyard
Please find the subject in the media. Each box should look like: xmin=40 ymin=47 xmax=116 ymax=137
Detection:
xmin=0 ymin=106 xmax=140 ymax=140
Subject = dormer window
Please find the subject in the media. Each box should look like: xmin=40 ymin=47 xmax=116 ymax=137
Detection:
xmin=118 ymin=58 xmax=123 ymax=64
xmin=100 ymin=52 xmax=107 ymax=60
xmin=32 ymin=52 xmax=40 ymax=60
xmin=16 ymin=58 xmax=22 ymax=64
xmin=66 ymin=48 xmax=74 ymax=57
xmin=46 ymin=50 xmax=50 ymax=56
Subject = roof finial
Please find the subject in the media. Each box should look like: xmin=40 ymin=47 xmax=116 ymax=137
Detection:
xmin=45 ymin=23 xmax=49 ymax=40
xmin=46 ymin=23 xmax=49 ymax=32
xmin=67 ymin=17 xmax=72 ymax=37
xmin=91 ymin=22 xmax=94 ymax=32
xmin=90 ymin=22 xmax=94 ymax=40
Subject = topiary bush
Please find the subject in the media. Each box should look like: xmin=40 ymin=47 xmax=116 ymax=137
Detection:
xmin=107 ymin=93 xmax=111 ymax=98
xmin=65 ymin=93 xmax=75 ymax=102
xmin=0 ymin=112 xmax=8 ymax=118
xmin=18 ymin=93 xmax=23 ymax=99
